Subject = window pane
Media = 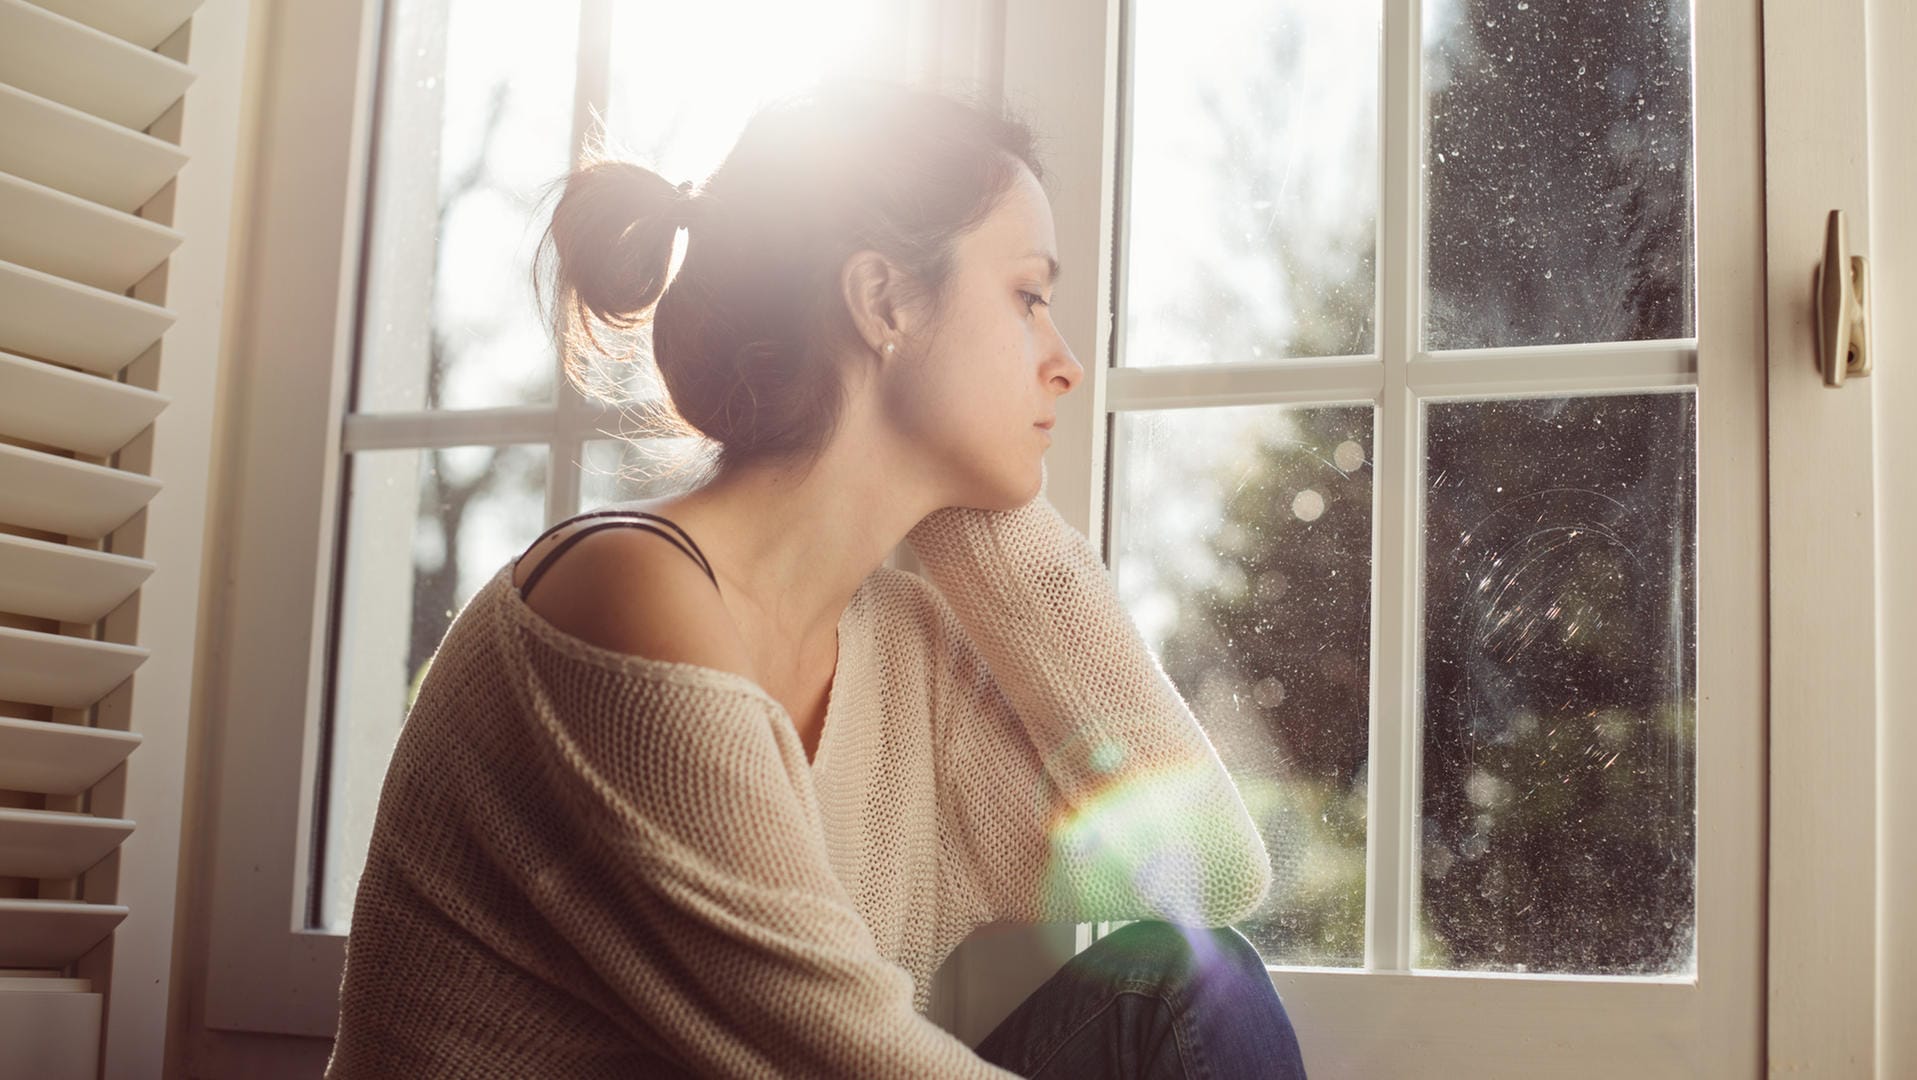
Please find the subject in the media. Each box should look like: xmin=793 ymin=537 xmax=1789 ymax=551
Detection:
xmin=1122 ymin=1 xmax=1379 ymax=367
xmin=607 ymin=1 xmax=900 ymax=179
xmin=1111 ymin=404 xmax=1373 ymax=966
xmin=355 ymin=0 xmax=581 ymax=411
xmin=320 ymin=444 xmax=548 ymax=931
xmin=577 ymin=436 xmax=710 ymax=511
xmin=1422 ymin=0 xmax=1696 ymax=350
xmin=1418 ymin=392 xmax=1696 ymax=974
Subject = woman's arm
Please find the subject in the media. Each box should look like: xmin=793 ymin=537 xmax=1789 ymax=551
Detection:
xmin=906 ymin=478 xmax=1275 ymax=929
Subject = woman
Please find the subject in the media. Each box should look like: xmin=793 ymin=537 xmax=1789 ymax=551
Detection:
xmin=326 ymin=78 xmax=1307 ymax=1078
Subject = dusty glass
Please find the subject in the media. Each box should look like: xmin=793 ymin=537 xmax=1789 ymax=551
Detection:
xmin=1123 ymin=0 xmax=1379 ymax=366
xmin=1418 ymin=391 xmax=1697 ymax=974
xmin=320 ymin=443 xmax=547 ymax=930
xmin=1111 ymin=403 xmax=1374 ymax=966
xmin=354 ymin=0 xmax=580 ymax=411
xmin=1422 ymin=0 xmax=1696 ymax=350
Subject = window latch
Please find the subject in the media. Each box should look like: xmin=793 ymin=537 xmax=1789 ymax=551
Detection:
xmin=1815 ymin=208 xmax=1872 ymax=388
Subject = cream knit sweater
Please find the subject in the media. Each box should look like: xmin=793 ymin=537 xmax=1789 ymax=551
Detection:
xmin=324 ymin=486 xmax=1274 ymax=1079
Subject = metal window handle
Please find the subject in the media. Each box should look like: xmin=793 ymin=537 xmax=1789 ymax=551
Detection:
xmin=1815 ymin=208 xmax=1872 ymax=388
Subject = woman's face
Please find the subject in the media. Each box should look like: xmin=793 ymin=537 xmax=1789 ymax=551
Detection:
xmin=882 ymin=163 xmax=1083 ymax=510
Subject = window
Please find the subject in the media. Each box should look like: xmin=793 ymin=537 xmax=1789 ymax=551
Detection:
xmin=201 ymin=0 xmax=1776 ymax=1064
xmin=1104 ymin=0 xmax=1700 ymax=976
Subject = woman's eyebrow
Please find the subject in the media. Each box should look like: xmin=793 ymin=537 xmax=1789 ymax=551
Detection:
xmin=1015 ymin=251 xmax=1061 ymax=285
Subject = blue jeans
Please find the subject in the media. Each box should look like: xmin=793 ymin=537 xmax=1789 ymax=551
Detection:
xmin=971 ymin=920 xmax=1309 ymax=1078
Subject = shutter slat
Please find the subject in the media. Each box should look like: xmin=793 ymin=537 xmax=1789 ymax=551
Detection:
xmin=0 ymin=443 xmax=162 ymax=540
xmin=0 ymin=0 xmax=196 ymax=131
xmin=0 ymin=173 xmax=182 ymax=294
xmin=0 ymin=974 xmax=90 ymax=990
xmin=0 ymin=539 xmax=154 ymax=624
xmin=0 ymin=350 xmax=170 ymax=457
xmin=0 ymin=807 xmax=135 ymax=879
xmin=0 ymin=533 xmax=153 ymax=625
xmin=0 ymin=716 xmax=142 ymax=795
xmin=0 ymin=899 xmax=130 ymax=968
xmin=0 ymin=627 xmax=148 ymax=710
xmin=0 ymin=261 xmax=176 ymax=376
xmin=25 ymin=0 xmax=204 ymax=52
xmin=0 ymin=82 xmax=187 ymax=213
xmin=0 ymin=534 xmax=154 ymax=628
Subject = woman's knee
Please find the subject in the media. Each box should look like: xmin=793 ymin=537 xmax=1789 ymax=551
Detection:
xmin=1097 ymin=920 xmax=1273 ymax=995
xmin=1082 ymin=922 xmax=1308 ymax=1074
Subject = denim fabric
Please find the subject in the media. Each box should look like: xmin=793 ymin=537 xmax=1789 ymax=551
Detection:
xmin=971 ymin=921 xmax=1309 ymax=1079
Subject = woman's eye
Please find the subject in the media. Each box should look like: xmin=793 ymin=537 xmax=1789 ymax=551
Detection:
xmin=1018 ymin=290 xmax=1049 ymax=314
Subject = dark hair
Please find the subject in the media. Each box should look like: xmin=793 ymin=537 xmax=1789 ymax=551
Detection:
xmin=535 ymin=78 xmax=1045 ymax=479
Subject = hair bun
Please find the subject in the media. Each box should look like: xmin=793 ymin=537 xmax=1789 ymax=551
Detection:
xmin=545 ymin=160 xmax=683 ymax=332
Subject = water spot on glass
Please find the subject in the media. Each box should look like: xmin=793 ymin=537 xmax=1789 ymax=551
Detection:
xmin=1465 ymin=768 xmax=1514 ymax=809
xmin=1333 ymin=440 xmax=1367 ymax=472
xmin=1253 ymin=676 xmax=1287 ymax=709
xmin=1292 ymin=489 xmax=1326 ymax=522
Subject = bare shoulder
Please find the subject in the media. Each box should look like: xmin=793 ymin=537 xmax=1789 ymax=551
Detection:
xmin=511 ymin=522 xmax=754 ymax=681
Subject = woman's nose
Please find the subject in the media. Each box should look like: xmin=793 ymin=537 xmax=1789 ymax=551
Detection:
xmin=1048 ymin=335 xmax=1083 ymax=394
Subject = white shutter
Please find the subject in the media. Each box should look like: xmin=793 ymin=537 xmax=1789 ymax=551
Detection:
xmin=0 ymin=2 xmax=202 ymax=1077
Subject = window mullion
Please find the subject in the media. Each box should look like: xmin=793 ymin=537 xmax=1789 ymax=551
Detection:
xmin=341 ymin=406 xmax=562 ymax=451
xmin=1104 ymin=357 xmax=1382 ymax=412
xmin=1412 ymin=341 xmax=1697 ymax=396
xmin=1105 ymin=339 xmax=1698 ymax=414
xmin=1367 ymin=0 xmax=1421 ymax=975
xmin=569 ymin=0 xmax=611 ymax=161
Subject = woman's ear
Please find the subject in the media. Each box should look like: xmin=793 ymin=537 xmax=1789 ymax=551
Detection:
xmin=840 ymin=249 xmax=907 ymax=358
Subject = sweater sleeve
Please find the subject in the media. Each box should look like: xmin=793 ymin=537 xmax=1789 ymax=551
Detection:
xmin=906 ymin=477 xmax=1276 ymax=930
xmin=504 ymin=618 xmax=1019 ymax=1079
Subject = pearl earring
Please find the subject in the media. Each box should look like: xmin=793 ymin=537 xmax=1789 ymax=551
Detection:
xmin=882 ymin=341 xmax=896 ymax=356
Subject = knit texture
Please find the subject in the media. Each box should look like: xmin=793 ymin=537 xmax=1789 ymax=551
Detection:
xmin=324 ymin=486 xmax=1275 ymax=1078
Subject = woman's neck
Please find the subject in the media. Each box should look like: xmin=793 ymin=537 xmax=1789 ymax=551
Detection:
xmin=641 ymin=437 xmax=941 ymax=665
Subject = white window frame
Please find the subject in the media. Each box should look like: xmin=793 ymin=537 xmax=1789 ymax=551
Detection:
xmin=194 ymin=0 xmax=381 ymax=1038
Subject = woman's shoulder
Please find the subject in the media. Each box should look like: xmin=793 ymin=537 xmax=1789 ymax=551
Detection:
xmin=507 ymin=521 xmax=759 ymax=687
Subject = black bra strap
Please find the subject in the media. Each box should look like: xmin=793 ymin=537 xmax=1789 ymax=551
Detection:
xmin=524 ymin=509 xmax=716 ymax=579
xmin=516 ymin=510 xmax=718 ymax=601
